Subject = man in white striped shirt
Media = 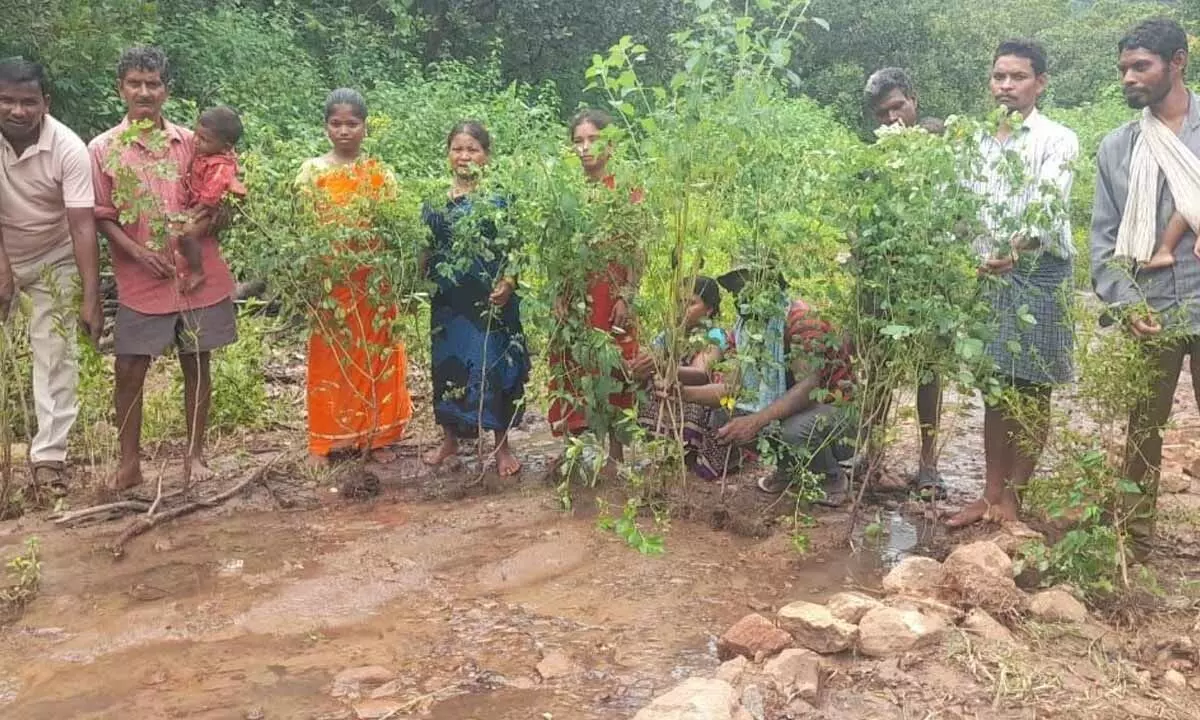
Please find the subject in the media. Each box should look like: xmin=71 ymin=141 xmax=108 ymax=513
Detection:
xmin=948 ymin=39 xmax=1079 ymax=529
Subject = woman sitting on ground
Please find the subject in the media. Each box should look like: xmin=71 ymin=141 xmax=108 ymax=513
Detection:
xmin=631 ymin=276 xmax=732 ymax=479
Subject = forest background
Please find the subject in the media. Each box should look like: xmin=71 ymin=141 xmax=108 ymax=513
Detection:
xmin=0 ymin=0 xmax=1197 ymax=441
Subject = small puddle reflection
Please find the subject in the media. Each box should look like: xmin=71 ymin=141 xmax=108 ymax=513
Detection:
xmin=853 ymin=508 xmax=937 ymax=569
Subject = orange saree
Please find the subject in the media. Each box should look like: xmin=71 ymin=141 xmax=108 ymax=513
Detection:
xmin=299 ymin=158 xmax=413 ymax=456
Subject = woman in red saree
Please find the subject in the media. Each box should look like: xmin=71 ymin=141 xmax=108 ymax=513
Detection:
xmin=547 ymin=109 xmax=643 ymax=463
xmin=297 ymin=89 xmax=412 ymax=465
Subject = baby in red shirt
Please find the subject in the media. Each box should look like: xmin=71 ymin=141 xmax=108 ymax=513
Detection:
xmin=181 ymin=105 xmax=245 ymax=293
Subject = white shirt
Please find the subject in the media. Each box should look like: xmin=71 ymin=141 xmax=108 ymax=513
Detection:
xmin=971 ymin=109 xmax=1079 ymax=259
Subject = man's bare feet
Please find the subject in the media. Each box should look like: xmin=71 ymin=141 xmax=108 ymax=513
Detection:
xmin=109 ymin=461 xmax=145 ymax=492
xmin=945 ymin=490 xmax=1019 ymax=528
xmin=945 ymin=498 xmax=992 ymax=528
xmin=182 ymin=457 xmax=214 ymax=490
xmin=181 ymin=272 xmax=207 ymax=295
xmin=873 ymin=468 xmax=910 ymax=491
xmin=371 ymin=447 xmax=399 ymax=463
xmin=306 ymin=452 xmax=329 ymax=468
xmin=423 ymin=436 xmax=459 ymax=467
xmin=495 ymin=445 xmax=522 ymax=477
xmin=1143 ymin=253 xmax=1176 ymax=270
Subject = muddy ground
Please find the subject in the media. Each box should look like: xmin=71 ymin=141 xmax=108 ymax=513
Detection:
xmin=1 ymin=370 xmax=1199 ymax=719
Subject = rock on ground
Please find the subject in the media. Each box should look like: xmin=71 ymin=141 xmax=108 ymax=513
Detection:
xmin=353 ymin=699 xmax=406 ymax=719
xmin=777 ymin=601 xmax=858 ymax=654
xmin=1163 ymin=669 xmax=1188 ymax=690
xmin=881 ymin=557 xmax=945 ymax=598
xmin=825 ymin=591 xmax=883 ymax=624
xmin=740 ymin=684 xmax=766 ymax=720
xmin=763 ymin=648 xmax=823 ymax=702
xmin=782 ymin=699 xmax=819 ymax=719
xmin=962 ymin=608 xmax=1018 ymax=645
xmin=714 ymin=656 xmax=750 ymax=686
xmin=331 ymin=666 xmax=394 ymax=699
xmin=632 ymin=677 xmax=739 ymax=720
xmin=887 ymin=595 xmax=964 ymax=623
xmin=858 ymin=607 xmax=948 ymax=657
xmin=986 ymin=522 xmax=1045 ymax=556
xmin=1028 ymin=589 xmax=1088 ymax=623
xmin=718 ymin=613 xmax=794 ymax=661
xmin=945 ymin=541 xmax=1012 ymax=577
xmin=941 ymin=541 xmax=1027 ymax=614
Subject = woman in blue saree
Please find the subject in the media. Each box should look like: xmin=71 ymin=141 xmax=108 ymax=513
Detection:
xmin=421 ymin=122 xmax=529 ymax=475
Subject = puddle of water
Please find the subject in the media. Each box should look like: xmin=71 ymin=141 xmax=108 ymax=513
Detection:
xmin=849 ymin=508 xmax=939 ymax=569
xmin=0 ymin=488 xmax=895 ymax=719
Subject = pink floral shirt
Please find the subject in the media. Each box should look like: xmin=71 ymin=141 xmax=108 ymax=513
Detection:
xmin=89 ymin=117 xmax=235 ymax=314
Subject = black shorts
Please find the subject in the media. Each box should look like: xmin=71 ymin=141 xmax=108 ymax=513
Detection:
xmin=114 ymin=298 xmax=238 ymax=357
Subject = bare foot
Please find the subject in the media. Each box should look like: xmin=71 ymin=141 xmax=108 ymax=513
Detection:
xmin=182 ymin=457 xmax=214 ymax=490
xmin=946 ymin=493 xmax=1019 ymax=528
xmin=306 ymin=452 xmax=329 ymax=468
xmin=109 ymin=461 xmax=145 ymax=492
xmin=422 ymin=437 xmax=459 ymax=467
xmin=945 ymin=498 xmax=992 ymax=528
xmin=994 ymin=489 xmax=1020 ymax=523
xmin=1142 ymin=253 xmax=1176 ymax=270
xmin=873 ymin=468 xmax=910 ymax=492
xmin=495 ymin=446 xmax=522 ymax=477
xmin=181 ymin=272 xmax=207 ymax=295
xmin=371 ymin=447 xmax=398 ymax=463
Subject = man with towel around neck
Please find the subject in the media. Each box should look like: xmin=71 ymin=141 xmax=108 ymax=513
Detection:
xmin=1090 ymin=18 xmax=1200 ymax=559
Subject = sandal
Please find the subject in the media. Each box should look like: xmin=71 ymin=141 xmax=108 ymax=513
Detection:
xmin=757 ymin=471 xmax=848 ymax=507
xmin=757 ymin=472 xmax=791 ymax=494
xmin=32 ymin=464 xmax=68 ymax=498
xmin=815 ymin=471 xmax=848 ymax=508
xmin=914 ymin=467 xmax=948 ymax=501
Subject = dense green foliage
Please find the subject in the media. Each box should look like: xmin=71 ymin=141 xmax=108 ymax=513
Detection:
xmin=7 ymin=0 xmax=1194 ymax=139
xmin=2 ymin=0 xmax=1198 ymax=578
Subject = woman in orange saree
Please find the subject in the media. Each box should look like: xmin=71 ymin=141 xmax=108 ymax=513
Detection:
xmin=297 ymin=89 xmax=412 ymax=465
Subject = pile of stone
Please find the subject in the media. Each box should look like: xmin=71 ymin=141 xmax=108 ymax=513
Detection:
xmin=634 ymin=540 xmax=1094 ymax=720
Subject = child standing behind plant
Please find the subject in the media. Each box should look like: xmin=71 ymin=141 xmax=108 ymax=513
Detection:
xmin=179 ymin=105 xmax=245 ymax=294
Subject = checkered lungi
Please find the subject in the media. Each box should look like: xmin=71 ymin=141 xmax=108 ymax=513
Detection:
xmin=983 ymin=252 xmax=1074 ymax=385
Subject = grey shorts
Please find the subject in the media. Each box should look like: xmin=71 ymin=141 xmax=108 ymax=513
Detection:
xmin=114 ymin=298 xmax=238 ymax=357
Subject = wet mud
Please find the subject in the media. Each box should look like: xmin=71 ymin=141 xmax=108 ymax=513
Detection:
xmin=2 ymin=368 xmax=1199 ymax=719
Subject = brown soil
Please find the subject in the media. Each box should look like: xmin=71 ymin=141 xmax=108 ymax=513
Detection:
xmin=1 ymin=373 xmax=1198 ymax=719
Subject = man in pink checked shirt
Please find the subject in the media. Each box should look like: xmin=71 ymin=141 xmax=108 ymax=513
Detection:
xmin=89 ymin=47 xmax=237 ymax=493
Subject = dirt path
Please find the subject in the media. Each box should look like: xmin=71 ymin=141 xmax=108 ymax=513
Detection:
xmin=0 ymin=465 xmax=889 ymax=720
xmin=1 ymin=372 xmax=1199 ymax=718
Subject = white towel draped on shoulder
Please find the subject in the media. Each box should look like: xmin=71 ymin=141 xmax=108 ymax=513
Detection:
xmin=1116 ymin=107 xmax=1200 ymax=262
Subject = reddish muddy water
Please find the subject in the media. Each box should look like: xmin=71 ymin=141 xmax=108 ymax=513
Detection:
xmin=0 ymin=480 xmax=903 ymax=720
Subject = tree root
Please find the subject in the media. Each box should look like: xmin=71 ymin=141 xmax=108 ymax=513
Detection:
xmin=109 ymin=453 xmax=284 ymax=560
xmin=52 ymin=500 xmax=152 ymax=527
